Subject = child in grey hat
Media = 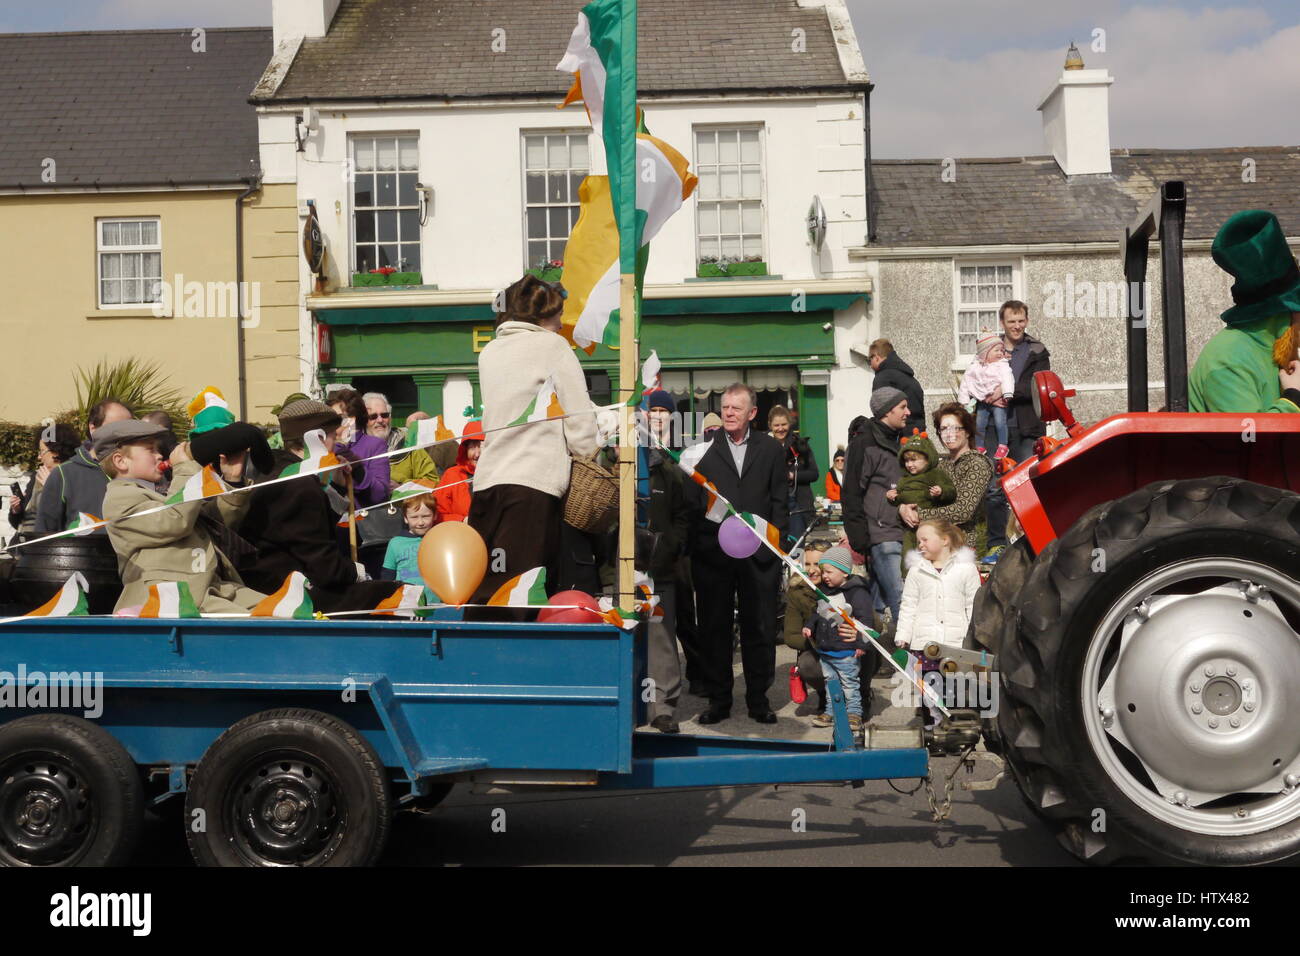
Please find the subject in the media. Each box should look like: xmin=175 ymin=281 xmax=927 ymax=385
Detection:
xmin=800 ymin=545 xmax=877 ymax=734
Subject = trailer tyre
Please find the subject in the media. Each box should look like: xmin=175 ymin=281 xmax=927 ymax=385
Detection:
xmin=999 ymin=477 xmax=1300 ymax=865
xmin=186 ymin=708 xmax=391 ymax=867
xmin=0 ymin=715 xmax=144 ymax=866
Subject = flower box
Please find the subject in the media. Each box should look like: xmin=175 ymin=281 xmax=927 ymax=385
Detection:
xmin=696 ymin=260 xmax=768 ymax=278
xmin=525 ymin=265 xmax=564 ymax=283
xmin=350 ymin=271 xmax=424 ymax=287
xmin=351 ymin=273 xmax=386 ymax=287
xmin=387 ymin=271 xmax=423 ymax=286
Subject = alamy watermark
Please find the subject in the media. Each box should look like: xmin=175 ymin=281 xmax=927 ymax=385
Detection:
xmin=150 ymin=274 xmax=261 ymax=328
xmin=1042 ymin=276 xmax=1151 ymax=324
xmin=0 ymin=665 xmax=103 ymax=719
xmin=890 ymin=669 xmax=1000 ymax=717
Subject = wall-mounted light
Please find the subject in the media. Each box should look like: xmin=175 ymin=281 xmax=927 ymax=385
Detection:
xmin=416 ymin=183 xmax=434 ymax=225
xmin=295 ymin=107 xmax=318 ymax=152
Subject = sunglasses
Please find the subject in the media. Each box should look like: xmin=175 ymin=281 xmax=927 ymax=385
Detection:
xmin=368 ymin=412 xmax=391 ymax=421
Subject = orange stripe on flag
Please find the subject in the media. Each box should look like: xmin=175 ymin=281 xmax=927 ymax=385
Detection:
xmin=140 ymin=591 xmax=161 ymax=618
xmin=560 ymin=72 xmax=584 ymax=110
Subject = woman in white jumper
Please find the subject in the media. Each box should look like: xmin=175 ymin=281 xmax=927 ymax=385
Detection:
xmin=467 ymin=275 xmax=598 ymax=612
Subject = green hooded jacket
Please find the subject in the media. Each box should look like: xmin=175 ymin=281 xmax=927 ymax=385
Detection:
xmin=1189 ymin=312 xmax=1299 ymax=414
xmin=894 ymin=433 xmax=956 ymax=506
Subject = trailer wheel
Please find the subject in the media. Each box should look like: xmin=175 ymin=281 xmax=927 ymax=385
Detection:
xmin=0 ymin=715 xmax=143 ymax=866
xmin=186 ymin=708 xmax=391 ymax=867
xmin=1000 ymin=477 xmax=1300 ymax=865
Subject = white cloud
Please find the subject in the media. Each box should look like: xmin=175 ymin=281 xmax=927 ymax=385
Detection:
xmin=848 ymin=2 xmax=1299 ymax=157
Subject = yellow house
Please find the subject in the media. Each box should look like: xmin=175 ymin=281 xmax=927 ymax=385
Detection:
xmin=0 ymin=27 xmax=300 ymax=426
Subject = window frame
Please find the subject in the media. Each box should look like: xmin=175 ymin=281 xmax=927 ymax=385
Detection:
xmin=95 ymin=216 xmax=163 ymax=309
xmin=348 ymin=132 xmax=422 ymax=280
xmin=692 ymin=124 xmax=767 ymax=268
xmin=951 ymin=258 xmax=1022 ymax=365
xmin=520 ymin=129 xmax=591 ymax=272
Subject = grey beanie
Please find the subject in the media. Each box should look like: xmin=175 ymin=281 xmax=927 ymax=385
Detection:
xmin=869 ymin=386 xmax=907 ymax=419
xmin=819 ymin=546 xmax=854 ymax=574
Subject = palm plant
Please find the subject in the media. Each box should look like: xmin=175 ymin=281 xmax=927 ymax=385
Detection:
xmin=65 ymin=358 xmax=191 ymax=437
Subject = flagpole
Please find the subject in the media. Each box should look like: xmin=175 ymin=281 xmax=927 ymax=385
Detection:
xmin=615 ymin=0 xmax=638 ymax=613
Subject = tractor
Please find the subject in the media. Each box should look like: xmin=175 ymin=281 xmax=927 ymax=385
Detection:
xmin=973 ymin=182 xmax=1300 ymax=866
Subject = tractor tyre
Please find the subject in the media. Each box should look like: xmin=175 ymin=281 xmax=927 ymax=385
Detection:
xmin=999 ymin=477 xmax=1300 ymax=865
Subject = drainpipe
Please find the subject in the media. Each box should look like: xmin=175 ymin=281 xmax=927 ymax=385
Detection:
xmin=234 ymin=172 xmax=262 ymax=420
xmin=863 ymin=85 xmax=876 ymax=242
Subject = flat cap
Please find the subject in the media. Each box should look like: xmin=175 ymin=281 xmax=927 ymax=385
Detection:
xmin=278 ymin=398 xmax=342 ymax=442
xmin=92 ymin=420 xmax=166 ymax=460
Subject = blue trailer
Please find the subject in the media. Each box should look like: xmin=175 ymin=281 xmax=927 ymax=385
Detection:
xmin=0 ymin=615 xmax=932 ymax=866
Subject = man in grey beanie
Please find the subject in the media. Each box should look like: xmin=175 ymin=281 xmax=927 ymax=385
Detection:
xmin=841 ymin=387 xmax=912 ymax=638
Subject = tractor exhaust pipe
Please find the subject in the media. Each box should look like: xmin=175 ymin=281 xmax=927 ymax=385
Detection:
xmin=1121 ymin=181 xmax=1188 ymax=413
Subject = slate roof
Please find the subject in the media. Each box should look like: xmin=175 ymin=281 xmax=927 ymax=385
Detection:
xmin=868 ymin=146 xmax=1300 ymax=247
xmin=0 ymin=28 xmax=271 ymax=189
xmin=261 ymin=0 xmax=860 ymax=103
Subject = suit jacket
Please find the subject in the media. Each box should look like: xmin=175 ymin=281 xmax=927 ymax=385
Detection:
xmin=688 ymin=427 xmax=788 ymax=567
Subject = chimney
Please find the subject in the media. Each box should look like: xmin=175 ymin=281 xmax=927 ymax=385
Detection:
xmin=1036 ymin=43 xmax=1114 ymax=177
xmin=273 ymin=0 xmax=342 ymax=48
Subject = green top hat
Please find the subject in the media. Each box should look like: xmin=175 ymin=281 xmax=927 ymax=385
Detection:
xmin=1211 ymin=210 xmax=1300 ymax=326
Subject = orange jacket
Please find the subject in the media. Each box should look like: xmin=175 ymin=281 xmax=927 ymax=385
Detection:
xmin=825 ymin=468 xmax=842 ymax=502
xmin=434 ymin=420 xmax=482 ymax=523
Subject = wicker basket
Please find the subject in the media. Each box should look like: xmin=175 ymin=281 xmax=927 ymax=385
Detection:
xmin=563 ymin=455 xmax=619 ymax=534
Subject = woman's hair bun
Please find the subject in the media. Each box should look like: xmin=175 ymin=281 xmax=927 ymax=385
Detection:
xmin=502 ymin=273 xmax=566 ymax=326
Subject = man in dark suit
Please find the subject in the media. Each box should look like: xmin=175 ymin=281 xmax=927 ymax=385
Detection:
xmin=688 ymin=383 xmax=788 ymax=724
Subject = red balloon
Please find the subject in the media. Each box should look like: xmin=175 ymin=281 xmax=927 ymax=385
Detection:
xmin=538 ymin=589 xmax=602 ymax=624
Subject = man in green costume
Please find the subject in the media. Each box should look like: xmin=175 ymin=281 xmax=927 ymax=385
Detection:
xmin=1190 ymin=210 xmax=1300 ymax=414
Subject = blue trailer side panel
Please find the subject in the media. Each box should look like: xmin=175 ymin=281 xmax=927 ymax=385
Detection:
xmin=0 ymin=618 xmax=633 ymax=776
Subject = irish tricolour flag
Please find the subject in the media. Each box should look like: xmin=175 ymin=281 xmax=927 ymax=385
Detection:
xmin=556 ymin=0 xmax=697 ymax=352
xmin=24 ymin=572 xmax=90 ymax=617
xmin=374 ymin=584 xmax=426 ymax=618
xmin=280 ymin=429 xmax=341 ymax=480
xmin=139 ymin=581 xmax=201 ymax=619
xmin=673 ymin=453 xmax=730 ymax=524
xmin=487 ymin=567 xmax=548 ymax=607
xmin=66 ymin=512 xmax=103 ymax=536
xmin=509 ymin=377 xmax=565 ymax=427
xmin=165 ymin=465 xmax=230 ymax=504
xmin=251 ymin=572 xmax=315 ymax=620
xmin=405 ymin=416 xmax=454 ymax=450
xmin=737 ymin=511 xmax=786 ymax=556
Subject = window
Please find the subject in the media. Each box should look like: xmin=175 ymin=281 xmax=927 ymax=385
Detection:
xmin=352 ymin=134 xmax=420 ymax=275
xmin=97 ymin=218 xmax=161 ymax=307
xmin=523 ymin=131 xmax=589 ymax=269
xmin=695 ymin=128 xmax=764 ymax=266
xmin=954 ymin=263 xmax=1016 ymax=359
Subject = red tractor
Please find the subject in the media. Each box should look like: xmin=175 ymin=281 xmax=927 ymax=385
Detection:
xmin=974 ymin=182 xmax=1300 ymax=866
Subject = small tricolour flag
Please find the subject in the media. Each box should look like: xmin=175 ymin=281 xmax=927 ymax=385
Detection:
xmin=25 ymin=572 xmax=89 ymax=617
xmin=391 ymin=479 xmax=439 ymax=502
xmin=509 ymin=377 xmax=565 ymax=427
xmin=251 ymin=572 xmax=315 ymax=620
xmin=279 ymin=429 xmax=341 ymax=480
xmin=487 ymin=567 xmax=548 ymax=607
xmin=66 ymin=512 xmax=103 ymax=536
xmin=632 ymin=570 xmax=664 ymax=619
xmin=677 ymin=462 xmax=729 ymax=523
xmin=374 ymin=584 xmax=426 ymax=618
xmin=405 ymin=416 xmax=455 ymax=450
xmin=737 ymin=511 xmax=786 ymax=556
xmin=139 ymin=581 xmax=201 ymax=619
xmin=165 ymin=464 xmax=231 ymax=504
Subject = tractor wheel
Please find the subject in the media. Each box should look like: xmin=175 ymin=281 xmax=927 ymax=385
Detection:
xmin=185 ymin=708 xmax=391 ymax=867
xmin=0 ymin=715 xmax=144 ymax=866
xmin=967 ymin=537 xmax=1033 ymax=755
xmin=999 ymin=477 xmax=1300 ymax=866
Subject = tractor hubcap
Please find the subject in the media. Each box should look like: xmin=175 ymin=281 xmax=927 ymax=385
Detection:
xmin=0 ymin=756 xmax=96 ymax=865
xmin=229 ymin=755 xmax=346 ymax=866
xmin=1086 ymin=559 xmax=1300 ymax=836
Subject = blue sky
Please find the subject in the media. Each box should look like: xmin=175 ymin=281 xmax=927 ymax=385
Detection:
xmin=2 ymin=1 xmax=1297 ymax=157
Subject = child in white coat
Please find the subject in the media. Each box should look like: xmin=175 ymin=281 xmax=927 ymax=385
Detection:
xmin=894 ymin=519 xmax=982 ymax=724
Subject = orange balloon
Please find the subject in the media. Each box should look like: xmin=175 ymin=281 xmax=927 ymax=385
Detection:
xmin=417 ymin=521 xmax=488 ymax=605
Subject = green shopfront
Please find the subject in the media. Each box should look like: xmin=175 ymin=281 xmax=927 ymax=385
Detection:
xmin=315 ymin=287 xmax=868 ymax=470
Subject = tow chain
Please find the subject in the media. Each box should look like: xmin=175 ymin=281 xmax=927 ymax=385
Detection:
xmin=924 ymin=743 xmax=977 ymax=822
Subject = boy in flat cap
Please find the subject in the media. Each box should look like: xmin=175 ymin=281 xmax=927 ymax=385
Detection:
xmin=97 ymin=419 xmax=266 ymax=614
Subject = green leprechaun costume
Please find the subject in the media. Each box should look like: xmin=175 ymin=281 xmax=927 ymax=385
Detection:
xmin=1189 ymin=210 xmax=1300 ymax=414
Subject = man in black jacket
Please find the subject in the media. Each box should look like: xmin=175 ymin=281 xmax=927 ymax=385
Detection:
xmin=984 ymin=300 xmax=1051 ymax=557
xmin=688 ymin=383 xmax=788 ymax=725
xmin=868 ymin=340 xmax=926 ymax=435
xmin=841 ymin=388 xmax=911 ymax=636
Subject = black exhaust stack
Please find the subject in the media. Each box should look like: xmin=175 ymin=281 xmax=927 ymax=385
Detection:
xmin=1121 ymin=181 xmax=1188 ymax=412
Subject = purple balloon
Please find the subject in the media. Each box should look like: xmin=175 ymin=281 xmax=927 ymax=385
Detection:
xmin=718 ymin=515 xmax=760 ymax=559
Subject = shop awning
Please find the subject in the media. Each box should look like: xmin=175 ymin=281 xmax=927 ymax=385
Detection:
xmin=311 ymin=278 xmax=870 ymax=326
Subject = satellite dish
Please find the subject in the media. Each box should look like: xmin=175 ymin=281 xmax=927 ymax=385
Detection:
xmin=302 ymin=199 xmax=325 ymax=276
xmin=806 ymin=195 xmax=827 ymax=252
